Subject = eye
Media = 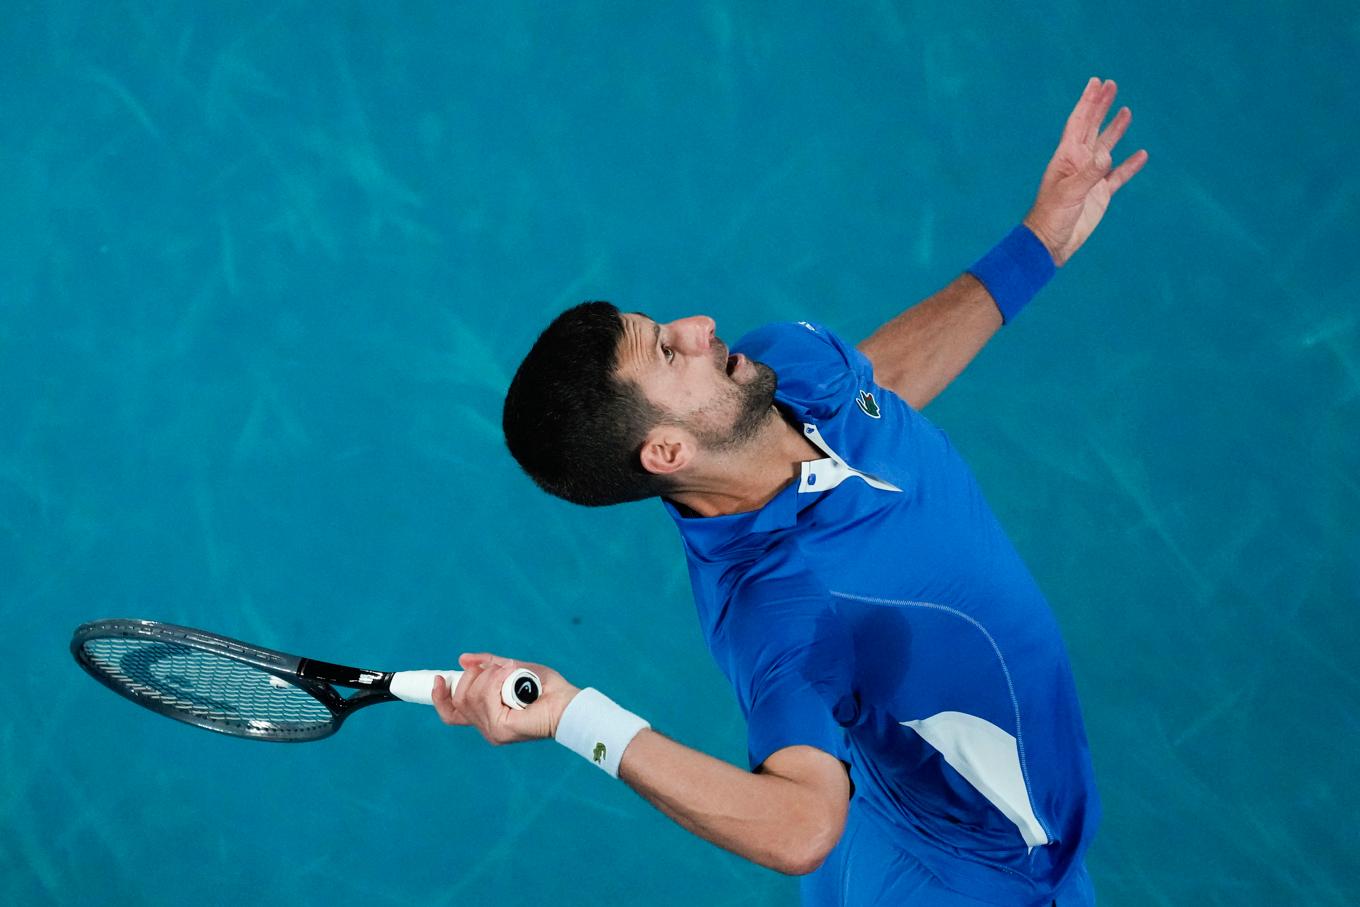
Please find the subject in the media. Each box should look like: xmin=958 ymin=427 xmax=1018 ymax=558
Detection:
xmin=662 ymin=344 xmax=674 ymax=363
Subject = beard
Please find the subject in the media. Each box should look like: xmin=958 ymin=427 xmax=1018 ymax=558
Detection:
xmin=685 ymin=358 xmax=779 ymax=453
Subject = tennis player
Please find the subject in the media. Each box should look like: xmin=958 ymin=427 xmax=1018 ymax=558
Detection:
xmin=433 ymin=77 xmax=1146 ymax=905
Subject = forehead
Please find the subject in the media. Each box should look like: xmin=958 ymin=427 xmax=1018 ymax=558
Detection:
xmin=615 ymin=311 xmax=658 ymax=380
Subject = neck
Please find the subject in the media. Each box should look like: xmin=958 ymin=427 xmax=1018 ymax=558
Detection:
xmin=664 ymin=407 xmax=824 ymax=518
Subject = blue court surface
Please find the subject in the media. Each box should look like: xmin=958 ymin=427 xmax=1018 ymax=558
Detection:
xmin=2 ymin=3 xmax=1356 ymax=904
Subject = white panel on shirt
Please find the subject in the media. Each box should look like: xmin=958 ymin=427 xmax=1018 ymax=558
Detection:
xmin=901 ymin=711 xmax=1051 ymax=848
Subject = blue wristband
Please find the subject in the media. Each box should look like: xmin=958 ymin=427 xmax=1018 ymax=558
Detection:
xmin=966 ymin=225 xmax=1056 ymax=324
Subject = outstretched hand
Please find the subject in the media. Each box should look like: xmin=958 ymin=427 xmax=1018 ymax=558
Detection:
xmin=431 ymin=652 xmax=580 ymax=746
xmin=1023 ymin=77 xmax=1148 ymax=267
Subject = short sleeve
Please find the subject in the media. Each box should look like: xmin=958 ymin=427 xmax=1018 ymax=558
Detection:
xmin=733 ymin=321 xmax=878 ymax=420
xmin=717 ymin=560 xmax=859 ymax=772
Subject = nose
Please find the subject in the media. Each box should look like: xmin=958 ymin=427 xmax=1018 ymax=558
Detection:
xmin=668 ymin=315 xmax=716 ymax=353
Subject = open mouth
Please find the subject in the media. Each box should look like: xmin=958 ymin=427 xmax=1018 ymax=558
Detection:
xmin=725 ymin=353 xmax=740 ymax=376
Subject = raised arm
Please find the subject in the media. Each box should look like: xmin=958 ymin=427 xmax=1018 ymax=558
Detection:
xmin=857 ymin=77 xmax=1148 ymax=409
xmin=433 ymin=654 xmax=849 ymax=876
xmin=855 ymin=272 xmax=1002 ymax=410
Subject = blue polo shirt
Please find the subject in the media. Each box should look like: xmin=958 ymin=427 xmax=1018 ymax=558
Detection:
xmin=663 ymin=321 xmax=1100 ymax=905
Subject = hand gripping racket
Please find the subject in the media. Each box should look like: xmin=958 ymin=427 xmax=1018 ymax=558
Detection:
xmin=70 ymin=618 xmax=541 ymax=743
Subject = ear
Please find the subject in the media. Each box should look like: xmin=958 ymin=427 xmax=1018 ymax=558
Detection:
xmin=638 ymin=425 xmax=694 ymax=477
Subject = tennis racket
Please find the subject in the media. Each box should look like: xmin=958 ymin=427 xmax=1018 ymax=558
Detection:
xmin=71 ymin=618 xmax=541 ymax=743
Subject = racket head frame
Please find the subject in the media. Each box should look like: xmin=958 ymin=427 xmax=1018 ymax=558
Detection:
xmin=71 ymin=618 xmax=398 ymax=743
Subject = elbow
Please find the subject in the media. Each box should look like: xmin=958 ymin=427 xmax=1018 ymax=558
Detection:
xmin=783 ymin=816 xmax=845 ymax=877
xmin=784 ymin=844 xmax=831 ymax=878
xmin=784 ymin=854 xmax=826 ymax=878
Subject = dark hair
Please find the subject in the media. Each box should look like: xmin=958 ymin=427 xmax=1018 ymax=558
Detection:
xmin=502 ymin=301 xmax=674 ymax=506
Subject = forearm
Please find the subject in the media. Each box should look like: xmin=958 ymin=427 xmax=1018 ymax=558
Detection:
xmin=617 ymin=728 xmax=826 ymax=876
xmin=855 ymin=272 xmax=1003 ymax=410
xmin=442 ymin=670 xmax=824 ymax=873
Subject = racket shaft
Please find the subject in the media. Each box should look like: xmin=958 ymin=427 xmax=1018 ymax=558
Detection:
xmin=389 ymin=668 xmax=540 ymax=710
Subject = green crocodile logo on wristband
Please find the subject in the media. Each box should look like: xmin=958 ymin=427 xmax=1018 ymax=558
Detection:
xmin=855 ymin=390 xmax=881 ymax=419
xmin=593 ymin=741 xmax=607 ymax=764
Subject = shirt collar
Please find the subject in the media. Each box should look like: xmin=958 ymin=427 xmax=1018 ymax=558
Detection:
xmin=663 ymin=403 xmax=829 ymax=559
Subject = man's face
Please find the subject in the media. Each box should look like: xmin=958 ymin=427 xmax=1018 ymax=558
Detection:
xmin=615 ymin=312 xmax=777 ymax=452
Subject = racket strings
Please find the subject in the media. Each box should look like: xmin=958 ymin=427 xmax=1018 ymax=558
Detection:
xmin=79 ymin=637 xmax=334 ymax=736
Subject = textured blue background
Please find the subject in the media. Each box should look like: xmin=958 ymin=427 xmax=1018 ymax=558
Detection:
xmin=3 ymin=2 xmax=1357 ymax=904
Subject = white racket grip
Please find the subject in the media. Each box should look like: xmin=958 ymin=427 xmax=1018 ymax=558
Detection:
xmin=389 ymin=668 xmax=539 ymax=710
xmin=389 ymin=670 xmax=464 ymax=706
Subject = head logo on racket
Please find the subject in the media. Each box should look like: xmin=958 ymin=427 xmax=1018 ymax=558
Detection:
xmin=517 ymin=677 xmax=538 ymax=702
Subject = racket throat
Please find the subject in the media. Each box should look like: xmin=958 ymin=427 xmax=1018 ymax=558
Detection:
xmin=298 ymin=657 xmax=393 ymax=692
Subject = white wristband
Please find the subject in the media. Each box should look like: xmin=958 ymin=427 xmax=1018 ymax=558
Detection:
xmin=554 ymin=687 xmax=650 ymax=779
